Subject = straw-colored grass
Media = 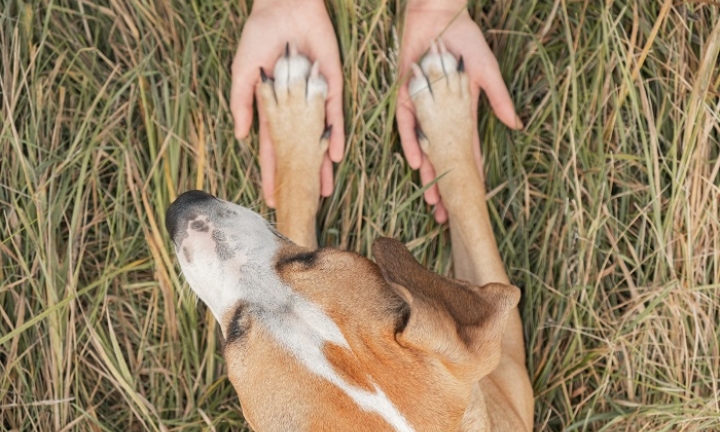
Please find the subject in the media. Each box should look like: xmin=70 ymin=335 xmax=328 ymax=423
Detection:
xmin=2 ymin=0 xmax=719 ymax=430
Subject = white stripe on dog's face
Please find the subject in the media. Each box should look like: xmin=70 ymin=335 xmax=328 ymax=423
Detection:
xmin=168 ymin=193 xmax=413 ymax=431
xmin=171 ymin=198 xmax=281 ymax=325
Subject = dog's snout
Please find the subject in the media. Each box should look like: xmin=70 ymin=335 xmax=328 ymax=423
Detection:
xmin=166 ymin=190 xmax=217 ymax=242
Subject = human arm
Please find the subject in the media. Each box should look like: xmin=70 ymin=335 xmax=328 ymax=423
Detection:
xmin=230 ymin=0 xmax=344 ymax=207
xmin=396 ymin=0 xmax=522 ymax=222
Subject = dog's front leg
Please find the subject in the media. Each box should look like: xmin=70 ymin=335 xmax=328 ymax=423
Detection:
xmin=410 ymin=40 xmax=534 ymax=431
xmin=408 ymin=41 xmax=505 ymax=287
xmin=258 ymin=44 xmax=329 ymax=249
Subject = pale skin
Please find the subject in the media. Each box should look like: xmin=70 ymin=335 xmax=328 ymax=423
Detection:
xmin=230 ymin=0 xmax=344 ymax=208
xmin=397 ymin=0 xmax=524 ymax=223
xmin=230 ymin=2 xmax=532 ymax=428
xmin=231 ymin=0 xmax=521 ymax=221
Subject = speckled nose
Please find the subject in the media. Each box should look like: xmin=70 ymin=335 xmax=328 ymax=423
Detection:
xmin=166 ymin=190 xmax=216 ymax=242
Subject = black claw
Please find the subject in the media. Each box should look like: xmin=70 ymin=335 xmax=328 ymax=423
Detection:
xmin=457 ymin=56 xmax=465 ymax=73
xmin=260 ymin=67 xmax=268 ymax=83
xmin=415 ymin=127 xmax=427 ymax=141
xmin=321 ymin=125 xmax=333 ymax=140
xmin=285 ymin=42 xmax=290 ymax=58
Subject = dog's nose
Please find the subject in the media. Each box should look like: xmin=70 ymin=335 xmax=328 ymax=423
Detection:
xmin=166 ymin=190 xmax=216 ymax=242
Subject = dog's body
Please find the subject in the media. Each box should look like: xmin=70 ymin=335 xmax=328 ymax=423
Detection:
xmin=166 ymin=43 xmax=533 ymax=431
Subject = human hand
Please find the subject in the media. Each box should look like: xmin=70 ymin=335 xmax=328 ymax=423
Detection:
xmin=397 ymin=1 xmax=522 ymax=223
xmin=231 ymin=0 xmax=344 ymax=208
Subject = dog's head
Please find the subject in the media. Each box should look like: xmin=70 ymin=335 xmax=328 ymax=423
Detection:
xmin=166 ymin=191 xmax=520 ymax=431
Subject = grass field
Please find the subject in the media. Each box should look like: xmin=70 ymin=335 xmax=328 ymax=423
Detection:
xmin=2 ymin=0 xmax=719 ymax=430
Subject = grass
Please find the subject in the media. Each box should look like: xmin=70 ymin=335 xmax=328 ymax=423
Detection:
xmin=1 ymin=0 xmax=719 ymax=430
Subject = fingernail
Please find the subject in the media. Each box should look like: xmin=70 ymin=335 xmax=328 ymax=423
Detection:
xmin=411 ymin=156 xmax=422 ymax=170
xmin=515 ymin=115 xmax=524 ymax=129
xmin=266 ymin=195 xmax=276 ymax=209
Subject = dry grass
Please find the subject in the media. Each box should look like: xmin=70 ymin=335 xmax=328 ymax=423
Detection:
xmin=1 ymin=0 xmax=719 ymax=430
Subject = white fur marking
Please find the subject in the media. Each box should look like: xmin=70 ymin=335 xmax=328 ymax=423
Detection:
xmin=273 ymin=50 xmax=312 ymax=93
xmin=176 ymin=199 xmax=414 ymax=431
xmin=307 ymin=61 xmax=328 ymax=100
xmin=265 ymin=301 xmax=414 ymax=432
xmin=420 ymin=48 xmax=457 ymax=77
xmin=408 ymin=64 xmax=428 ymax=97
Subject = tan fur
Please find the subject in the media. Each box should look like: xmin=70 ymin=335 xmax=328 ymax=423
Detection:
xmin=259 ymin=69 xmax=327 ymax=249
xmin=218 ymin=48 xmax=533 ymax=431
xmin=411 ymin=53 xmax=534 ymax=431
xmin=225 ymin=317 xmax=388 ymax=432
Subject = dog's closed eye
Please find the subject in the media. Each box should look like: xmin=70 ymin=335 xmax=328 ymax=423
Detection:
xmin=275 ymin=250 xmax=319 ymax=270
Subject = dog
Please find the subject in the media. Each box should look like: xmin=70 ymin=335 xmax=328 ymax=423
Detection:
xmin=166 ymin=41 xmax=533 ymax=431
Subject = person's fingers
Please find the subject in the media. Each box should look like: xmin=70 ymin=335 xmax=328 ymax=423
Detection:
xmin=419 ymin=156 xmax=441 ymax=205
xmin=396 ymin=100 xmax=423 ymax=169
xmin=323 ymin=66 xmax=345 ymax=163
xmin=320 ymin=154 xmax=334 ymax=197
xmin=398 ymin=35 xmax=436 ymax=171
xmin=397 ymin=31 xmax=431 ymax=171
xmin=256 ymin=91 xmax=276 ymax=208
xmin=231 ymin=57 xmax=259 ymax=140
xmin=473 ymin=55 xmax=523 ymax=130
xmin=306 ymin=35 xmax=344 ymax=162
xmin=434 ymin=201 xmax=448 ymax=224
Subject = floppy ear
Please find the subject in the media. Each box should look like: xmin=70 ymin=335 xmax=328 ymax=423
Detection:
xmin=372 ymin=237 xmax=520 ymax=379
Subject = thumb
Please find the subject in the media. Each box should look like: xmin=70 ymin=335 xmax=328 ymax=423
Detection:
xmin=231 ymin=65 xmax=258 ymax=139
xmin=475 ymin=58 xmax=523 ymax=130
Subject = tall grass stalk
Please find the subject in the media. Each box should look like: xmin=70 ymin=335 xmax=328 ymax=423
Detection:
xmin=1 ymin=1 xmax=718 ymax=430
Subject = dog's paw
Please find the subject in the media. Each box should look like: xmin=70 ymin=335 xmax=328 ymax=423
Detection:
xmin=259 ymin=44 xmax=329 ymax=172
xmin=408 ymin=40 xmax=474 ymax=169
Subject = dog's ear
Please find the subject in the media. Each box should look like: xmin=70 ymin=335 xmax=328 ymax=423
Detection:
xmin=372 ymin=237 xmax=520 ymax=379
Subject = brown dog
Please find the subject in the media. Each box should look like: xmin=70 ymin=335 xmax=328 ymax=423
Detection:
xmin=166 ymin=42 xmax=533 ymax=431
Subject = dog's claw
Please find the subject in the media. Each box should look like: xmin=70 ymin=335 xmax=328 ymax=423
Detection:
xmin=415 ymin=127 xmax=427 ymax=141
xmin=321 ymin=125 xmax=332 ymax=141
xmin=260 ymin=67 xmax=269 ymax=83
xmin=285 ymin=42 xmax=290 ymax=58
xmin=457 ymin=56 xmax=465 ymax=73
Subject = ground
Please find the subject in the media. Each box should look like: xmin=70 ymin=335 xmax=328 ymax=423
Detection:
xmin=1 ymin=1 xmax=719 ymax=431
